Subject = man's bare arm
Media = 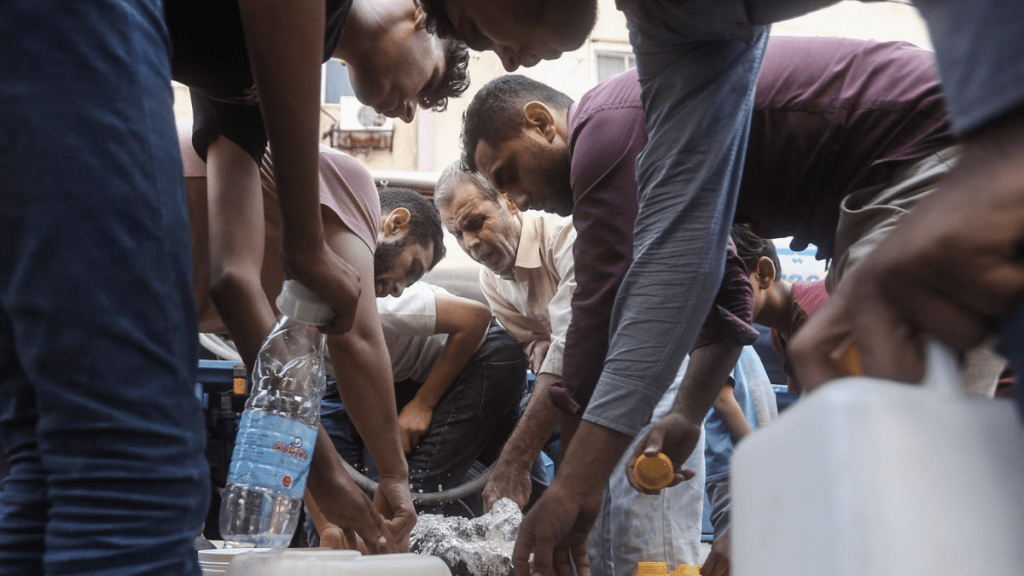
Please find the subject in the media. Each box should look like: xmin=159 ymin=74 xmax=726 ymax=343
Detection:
xmin=398 ymin=293 xmax=491 ymax=454
xmin=204 ymin=136 xmax=275 ymax=369
xmin=237 ymin=0 xmax=360 ymax=333
xmin=626 ymin=342 xmax=743 ymax=495
xmin=321 ymin=212 xmax=415 ymax=546
xmin=483 ymin=372 xmax=561 ymax=511
xmin=711 ymin=383 xmax=751 ymax=443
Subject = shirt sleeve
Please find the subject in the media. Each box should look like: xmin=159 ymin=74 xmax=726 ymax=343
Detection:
xmin=376 ymin=285 xmax=438 ymax=337
xmin=692 ymin=238 xmax=759 ymax=350
xmin=548 ymin=105 xmax=646 ymax=415
xmin=538 ymin=220 xmax=578 ymax=377
xmin=479 ymin=267 xmax=550 ymax=374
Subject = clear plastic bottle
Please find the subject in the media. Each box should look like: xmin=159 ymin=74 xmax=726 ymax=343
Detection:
xmin=220 ymin=280 xmax=334 ymax=547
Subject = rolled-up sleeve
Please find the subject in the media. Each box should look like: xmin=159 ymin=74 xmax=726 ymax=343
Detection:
xmin=692 ymin=239 xmax=759 ymax=350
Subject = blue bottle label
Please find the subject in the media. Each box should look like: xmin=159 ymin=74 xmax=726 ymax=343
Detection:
xmin=227 ymin=412 xmax=317 ymax=499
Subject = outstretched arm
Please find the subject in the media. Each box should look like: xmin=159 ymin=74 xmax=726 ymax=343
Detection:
xmin=318 ymin=211 xmax=415 ymax=549
xmin=306 ymin=425 xmax=395 ymax=553
xmin=238 ymin=0 xmax=361 ymax=333
xmin=398 ymin=293 xmax=491 ymax=454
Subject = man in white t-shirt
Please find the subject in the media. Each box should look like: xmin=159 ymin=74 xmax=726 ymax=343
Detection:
xmin=317 ymin=281 xmax=528 ymax=513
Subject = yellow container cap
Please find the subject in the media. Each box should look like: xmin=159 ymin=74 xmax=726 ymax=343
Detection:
xmin=636 ymin=561 xmax=668 ymax=575
xmin=671 ymin=565 xmax=702 ymax=576
xmin=633 ymin=453 xmax=674 ymax=490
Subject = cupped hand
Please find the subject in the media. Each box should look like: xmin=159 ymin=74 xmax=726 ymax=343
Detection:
xmin=625 ymin=412 xmax=699 ymax=495
xmin=482 ymin=456 xmax=532 ymax=512
xmin=373 ymin=475 xmax=417 ymax=552
xmin=318 ymin=520 xmax=371 ymax=554
xmin=316 ymin=473 xmax=396 ymax=554
xmin=512 ymin=481 xmax=600 ymax=576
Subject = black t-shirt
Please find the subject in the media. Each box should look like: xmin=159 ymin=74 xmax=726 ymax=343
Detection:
xmin=165 ymin=0 xmax=353 ymax=163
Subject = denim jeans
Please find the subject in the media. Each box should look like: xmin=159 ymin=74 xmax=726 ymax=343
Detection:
xmin=318 ymin=324 xmax=527 ymax=516
xmin=584 ymin=0 xmax=770 ymax=436
xmin=0 ymin=1 xmax=209 ymax=574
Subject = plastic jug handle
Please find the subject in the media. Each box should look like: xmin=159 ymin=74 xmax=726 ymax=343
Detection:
xmin=923 ymin=341 xmax=965 ymax=397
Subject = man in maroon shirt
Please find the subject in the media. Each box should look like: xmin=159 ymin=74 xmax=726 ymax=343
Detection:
xmin=465 ymin=35 xmax=974 ymax=442
xmin=462 ymin=35 xmax=988 ymax=573
xmin=462 ymin=60 xmax=758 ymax=576
xmin=462 ymin=44 xmax=760 ymax=576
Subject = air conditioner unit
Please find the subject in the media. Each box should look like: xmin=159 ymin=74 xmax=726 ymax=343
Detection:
xmin=337 ymin=96 xmax=394 ymax=132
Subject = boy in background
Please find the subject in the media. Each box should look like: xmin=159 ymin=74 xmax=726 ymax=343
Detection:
xmin=732 ymin=225 xmax=827 ymax=394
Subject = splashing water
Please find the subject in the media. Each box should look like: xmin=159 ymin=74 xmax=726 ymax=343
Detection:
xmin=409 ymin=498 xmax=522 ymax=576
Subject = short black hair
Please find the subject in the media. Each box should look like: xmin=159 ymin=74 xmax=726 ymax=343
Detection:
xmin=461 ymin=75 xmax=573 ymax=171
xmin=419 ymin=37 xmax=471 ymax=112
xmin=379 ymin=187 xmax=446 ymax=269
xmin=419 ymin=0 xmax=460 ymax=40
xmin=731 ymin=223 xmax=781 ymax=277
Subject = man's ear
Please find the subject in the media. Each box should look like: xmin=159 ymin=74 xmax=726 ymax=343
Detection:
xmin=523 ymin=101 xmax=557 ymax=142
xmin=382 ymin=207 xmax=412 ymax=239
xmin=755 ymin=256 xmax=777 ymax=289
xmin=498 ymin=192 xmax=520 ymax=215
xmin=411 ymin=0 xmax=427 ymax=30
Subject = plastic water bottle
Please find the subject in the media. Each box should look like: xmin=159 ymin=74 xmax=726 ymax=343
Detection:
xmin=220 ymin=280 xmax=334 ymax=547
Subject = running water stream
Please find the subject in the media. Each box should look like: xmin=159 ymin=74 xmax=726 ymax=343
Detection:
xmin=410 ymin=498 xmax=521 ymax=576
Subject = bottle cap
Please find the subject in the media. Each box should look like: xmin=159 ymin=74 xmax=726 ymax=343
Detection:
xmin=633 ymin=453 xmax=674 ymax=490
xmin=637 ymin=562 xmax=668 ymax=575
xmin=276 ymin=280 xmax=335 ymax=326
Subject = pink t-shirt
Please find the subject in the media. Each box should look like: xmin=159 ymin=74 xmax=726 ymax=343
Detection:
xmin=179 ymin=123 xmax=380 ymax=333
xmin=770 ymin=279 xmax=829 ymax=393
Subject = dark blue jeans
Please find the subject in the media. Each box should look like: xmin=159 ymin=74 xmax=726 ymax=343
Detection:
xmin=0 ymin=1 xmax=209 ymax=574
xmin=319 ymin=324 xmax=527 ymax=514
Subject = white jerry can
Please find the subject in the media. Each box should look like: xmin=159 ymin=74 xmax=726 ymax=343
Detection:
xmin=224 ymin=550 xmax=452 ymax=576
xmin=732 ymin=344 xmax=1024 ymax=576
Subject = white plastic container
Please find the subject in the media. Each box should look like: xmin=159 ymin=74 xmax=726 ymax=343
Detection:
xmin=732 ymin=345 xmax=1024 ymax=576
xmin=224 ymin=549 xmax=452 ymax=576
xmin=198 ymin=548 xmax=271 ymax=576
